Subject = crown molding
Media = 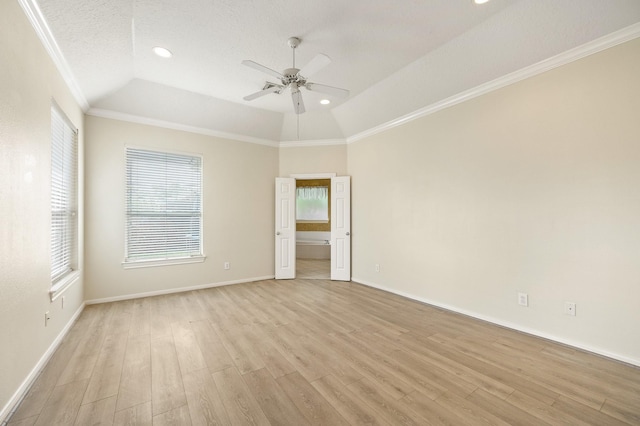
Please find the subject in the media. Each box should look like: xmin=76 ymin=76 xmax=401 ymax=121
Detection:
xmin=346 ymin=22 xmax=640 ymax=144
xmin=88 ymin=108 xmax=346 ymax=147
xmin=18 ymin=0 xmax=90 ymax=111
xmin=87 ymin=108 xmax=280 ymax=147
xmin=279 ymin=139 xmax=347 ymax=148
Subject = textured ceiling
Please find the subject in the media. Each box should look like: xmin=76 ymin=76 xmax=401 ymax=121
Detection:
xmin=33 ymin=0 xmax=640 ymax=142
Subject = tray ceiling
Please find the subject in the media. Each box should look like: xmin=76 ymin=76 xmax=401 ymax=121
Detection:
xmin=31 ymin=0 xmax=640 ymax=142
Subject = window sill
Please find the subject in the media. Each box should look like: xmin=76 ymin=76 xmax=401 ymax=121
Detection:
xmin=122 ymin=255 xmax=206 ymax=269
xmin=50 ymin=270 xmax=81 ymax=302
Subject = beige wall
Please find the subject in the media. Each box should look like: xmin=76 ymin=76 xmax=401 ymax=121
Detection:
xmin=0 ymin=0 xmax=85 ymax=419
xmin=348 ymin=38 xmax=640 ymax=363
xmin=84 ymin=116 xmax=278 ymax=301
xmin=279 ymin=144 xmax=347 ymax=176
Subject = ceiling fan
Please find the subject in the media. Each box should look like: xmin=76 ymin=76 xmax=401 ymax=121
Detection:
xmin=242 ymin=37 xmax=350 ymax=114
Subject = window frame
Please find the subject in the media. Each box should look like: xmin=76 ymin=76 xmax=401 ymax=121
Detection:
xmin=122 ymin=146 xmax=205 ymax=269
xmin=50 ymin=102 xmax=80 ymax=300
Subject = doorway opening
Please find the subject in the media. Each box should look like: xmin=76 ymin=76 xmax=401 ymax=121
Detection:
xmin=275 ymin=174 xmax=350 ymax=281
xmin=295 ymin=178 xmax=331 ymax=279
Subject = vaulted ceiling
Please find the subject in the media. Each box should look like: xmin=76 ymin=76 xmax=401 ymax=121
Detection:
xmin=32 ymin=0 xmax=640 ymax=143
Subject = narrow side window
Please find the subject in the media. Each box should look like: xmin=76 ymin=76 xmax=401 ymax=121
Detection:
xmin=50 ymin=105 xmax=78 ymax=286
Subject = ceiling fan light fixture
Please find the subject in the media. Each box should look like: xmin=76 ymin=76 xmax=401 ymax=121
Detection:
xmin=242 ymin=36 xmax=349 ymax=114
xmin=152 ymin=46 xmax=173 ymax=58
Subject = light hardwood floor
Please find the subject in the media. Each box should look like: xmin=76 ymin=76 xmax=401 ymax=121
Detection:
xmin=296 ymin=258 xmax=330 ymax=280
xmin=8 ymin=279 xmax=640 ymax=425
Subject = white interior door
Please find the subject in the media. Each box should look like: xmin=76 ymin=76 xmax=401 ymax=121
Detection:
xmin=331 ymin=176 xmax=351 ymax=281
xmin=275 ymin=178 xmax=296 ymax=279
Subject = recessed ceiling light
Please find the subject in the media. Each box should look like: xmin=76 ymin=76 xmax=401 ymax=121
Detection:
xmin=152 ymin=46 xmax=173 ymax=58
xmin=474 ymin=0 xmax=490 ymax=4
xmin=320 ymin=99 xmax=330 ymax=105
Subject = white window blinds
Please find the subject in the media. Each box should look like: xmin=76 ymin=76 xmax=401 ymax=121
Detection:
xmin=125 ymin=148 xmax=203 ymax=263
xmin=50 ymin=106 xmax=78 ymax=284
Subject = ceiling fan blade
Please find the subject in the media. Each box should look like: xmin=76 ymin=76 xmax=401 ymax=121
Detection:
xmin=291 ymin=85 xmax=306 ymax=114
xmin=243 ymin=84 xmax=281 ymax=101
xmin=299 ymin=53 xmax=331 ymax=78
xmin=305 ymin=82 xmax=350 ymax=99
xmin=242 ymin=60 xmax=283 ymax=79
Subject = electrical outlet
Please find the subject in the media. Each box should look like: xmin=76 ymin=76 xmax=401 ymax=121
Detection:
xmin=375 ymin=264 xmax=380 ymax=272
xmin=564 ymin=302 xmax=576 ymax=316
xmin=518 ymin=292 xmax=528 ymax=307
xmin=224 ymin=262 xmax=230 ymax=270
xmin=44 ymin=311 xmax=51 ymax=327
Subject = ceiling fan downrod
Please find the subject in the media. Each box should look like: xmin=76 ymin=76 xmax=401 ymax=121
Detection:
xmin=288 ymin=37 xmax=301 ymax=65
xmin=288 ymin=37 xmax=301 ymax=74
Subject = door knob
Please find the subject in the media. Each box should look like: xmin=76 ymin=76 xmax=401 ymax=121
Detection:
xmin=346 ymin=232 xmax=350 ymax=236
xmin=276 ymin=231 xmax=281 ymax=235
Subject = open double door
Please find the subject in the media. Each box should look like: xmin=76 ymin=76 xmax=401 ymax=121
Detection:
xmin=275 ymin=176 xmax=350 ymax=281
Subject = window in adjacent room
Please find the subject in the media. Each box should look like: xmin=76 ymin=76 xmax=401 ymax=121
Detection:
xmin=296 ymin=178 xmax=330 ymax=231
xmin=50 ymin=104 xmax=78 ymax=295
xmin=124 ymin=147 xmax=204 ymax=267
xmin=297 ymin=186 xmax=329 ymax=221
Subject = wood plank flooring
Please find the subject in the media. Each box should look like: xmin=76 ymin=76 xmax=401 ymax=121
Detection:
xmin=296 ymin=259 xmax=330 ymax=280
xmin=8 ymin=279 xmax=640 ymax=425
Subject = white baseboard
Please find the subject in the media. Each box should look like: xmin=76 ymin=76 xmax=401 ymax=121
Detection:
xmin=0 ymin=303 xmax=85 ymax=424
xmin=351 ymin=277 xmax=640 ymax=368
xmin=84 ymin=275 xmax=276 ymax=305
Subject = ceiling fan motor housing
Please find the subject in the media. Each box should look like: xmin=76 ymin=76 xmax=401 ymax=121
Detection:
xmin=283 ymin=67 xmax=305 ymax=86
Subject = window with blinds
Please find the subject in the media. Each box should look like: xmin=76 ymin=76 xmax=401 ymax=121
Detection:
xmin=50 ymin=105 xmax=78 ymax=284
xmin=125 ymin=148 xmax=203 ymax=265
